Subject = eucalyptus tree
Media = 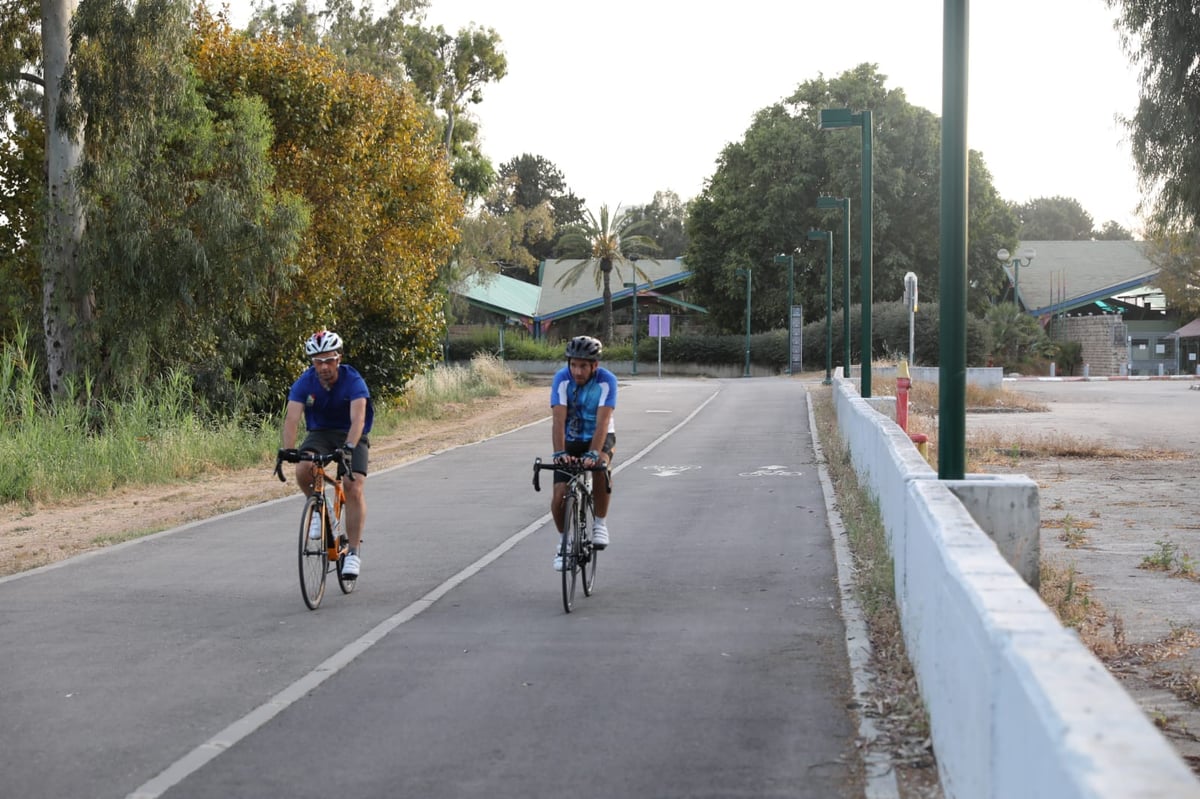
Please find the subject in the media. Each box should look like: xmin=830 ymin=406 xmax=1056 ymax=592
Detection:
xmin=1107 ymin=0 xmax=1200 ymax=229
xmin=555 ymin=204 xmax=659 ymax=343
xmin=0 ymin=0 xmax=45 ymax=343
xmin=59 ymin=0 xmax=309 ymax=394
xmin=488 ymin=154 xmax=586 ymax=265
xmin=625 ymin=190 xmax=689 ymax=260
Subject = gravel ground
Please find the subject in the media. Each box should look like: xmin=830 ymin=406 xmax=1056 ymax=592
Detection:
xmin=964 ymin=378 xmax=1200 ymax=771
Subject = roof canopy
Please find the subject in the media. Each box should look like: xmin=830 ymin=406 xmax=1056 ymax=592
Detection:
xmin=454 ymin=257 xmax=702 ymax=324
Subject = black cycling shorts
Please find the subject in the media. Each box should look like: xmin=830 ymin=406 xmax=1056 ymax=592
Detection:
xmin=300 ymin=429 xmax=371 ymax=475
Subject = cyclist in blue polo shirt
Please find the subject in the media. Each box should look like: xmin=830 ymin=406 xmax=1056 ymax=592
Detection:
xmin=279 ymin=330 xmax=373 ymax=579
xmin=549 ymin=335 xmax=617 ymax=571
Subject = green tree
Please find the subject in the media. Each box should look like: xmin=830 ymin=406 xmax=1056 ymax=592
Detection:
xmin=555 ymin=204 xmax=658 ymax=343
xmin=487 ymin=153 xmax=585 ymax=266
xmin=60 ymin=0 xmax=310 ymax=395
xmin=1108 ymin=0 xmax=1200 ymax=228
xmin=1145 ymin=230 xmax=1200 ymax=319
xmin=0 ymin=0 xmax=45 ymax=345
xmin=625 ymin=190 xmax=689 ymax=260
xmin=1016 ymin=196 xmax=1096 ymax=240
xmin=193 ymin=9 xmax=461 ymax=398
xmin=1095 ymin=220 xmax=1135 ymax=241
xmin=686 ymin=63 xmax=1017 ymax=337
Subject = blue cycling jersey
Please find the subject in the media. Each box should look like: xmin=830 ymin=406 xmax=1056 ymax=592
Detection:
xmin=288 ymin=364 xmax=374 ymax=433
xmin=551 ymin=365 xmax=617 ymax=443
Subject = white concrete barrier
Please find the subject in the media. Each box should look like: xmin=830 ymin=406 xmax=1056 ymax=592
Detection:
xmin=831 ymin=375 xmax=1200 ymax=798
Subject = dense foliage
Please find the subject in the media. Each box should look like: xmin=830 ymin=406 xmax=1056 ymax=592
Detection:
xmin=685 ymin=63 xmax=1019 ymax=346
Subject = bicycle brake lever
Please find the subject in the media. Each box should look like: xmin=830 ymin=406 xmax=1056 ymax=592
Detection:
xmin=532 ymin=458 xmax=542 ymax=492
xmin=273 ymin=460 xmax=286 ymax=483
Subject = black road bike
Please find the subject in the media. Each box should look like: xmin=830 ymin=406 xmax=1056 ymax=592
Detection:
xmin=533 ymin=458 xmax=611 ymax=613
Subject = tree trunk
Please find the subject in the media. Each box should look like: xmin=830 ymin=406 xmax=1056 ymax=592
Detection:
xmin=41 ymin=0 xmax=86 ymax=397
xmin=601 ymin=259 xmax=613 ymax=343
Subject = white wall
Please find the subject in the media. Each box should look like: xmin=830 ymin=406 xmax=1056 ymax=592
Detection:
xmin=831 ymin=375 xmax=1200 ymax=798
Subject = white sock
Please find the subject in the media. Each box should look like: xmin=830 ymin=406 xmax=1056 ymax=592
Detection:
xmin=594 ymin=516 xmax=607 ymax=529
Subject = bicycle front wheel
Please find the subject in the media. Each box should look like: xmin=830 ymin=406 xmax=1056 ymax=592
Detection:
xmin=561 ymin=492 xmax=579 ymax=613
xmin=580 ymin=492 xmax=598 ymax=596
xmin=298 ymin=498 xmax=328 ymax=610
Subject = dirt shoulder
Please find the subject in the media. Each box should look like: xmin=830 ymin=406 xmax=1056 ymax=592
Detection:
xmin=0 ymin=385 xmax=550 ymax=577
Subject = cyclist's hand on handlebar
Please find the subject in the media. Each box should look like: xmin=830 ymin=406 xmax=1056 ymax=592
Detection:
xmin=582 ymin=450 xmax=600 ymax=467
xmin=552 ymin=450 xmax=570 ymax=465
xmin=277 ymin=448 xmax=299 ymax=462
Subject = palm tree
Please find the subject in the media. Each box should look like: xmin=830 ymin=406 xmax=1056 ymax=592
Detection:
xmin=555 ymin=204 xmax=659 ymax=343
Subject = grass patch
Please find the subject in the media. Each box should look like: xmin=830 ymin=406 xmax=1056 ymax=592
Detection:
xmin=810 ymin=388 xmax=935 ymax=768
xmin=1039 ymin=560 xmax=1123 ymax=660
xmin=0 ymin=340 xmax=523 ymax=508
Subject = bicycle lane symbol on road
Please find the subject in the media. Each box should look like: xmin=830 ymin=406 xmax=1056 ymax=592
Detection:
xmin=644 ymin=465 xmax=702 ymax=477
xmin=739 ymin=465 xmax=803 ymax=477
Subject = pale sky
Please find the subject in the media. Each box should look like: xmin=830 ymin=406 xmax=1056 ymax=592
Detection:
xmin=223 ymin=0 xmax=1146 ymax=235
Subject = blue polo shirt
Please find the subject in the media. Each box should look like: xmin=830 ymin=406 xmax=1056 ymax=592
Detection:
xmin=288 ymin=364 xmax=374 ymax=433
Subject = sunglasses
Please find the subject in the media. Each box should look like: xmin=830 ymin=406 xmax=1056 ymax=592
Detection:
xmin=312 ymin=355 xmax=340 ymax=365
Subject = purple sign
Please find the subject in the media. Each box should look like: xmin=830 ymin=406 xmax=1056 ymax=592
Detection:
xmin=649 ymin=314 xmax=671 ymax=338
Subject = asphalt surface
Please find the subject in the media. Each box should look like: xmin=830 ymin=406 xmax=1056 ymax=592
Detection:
xmin=0 ymin=377 xmax=864 ymax=799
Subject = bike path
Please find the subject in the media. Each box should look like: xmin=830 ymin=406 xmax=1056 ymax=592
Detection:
xmin=0 ymin=378 xmax=862 ymax=798
xmin=159 ymin=378 xmax=860 ymax=798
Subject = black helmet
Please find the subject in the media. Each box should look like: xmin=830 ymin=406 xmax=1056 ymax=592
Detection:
xmin=565 ymin=335 xmax=602 ymax=361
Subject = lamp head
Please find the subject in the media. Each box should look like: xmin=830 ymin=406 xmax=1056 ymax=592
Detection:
xmin=819 ymin=108 xmax=856 ymax=129
xmin=1018 ymin=246 xmax=1037 ymax=265
xmin=772 ymin=253 xmax=792 ymax=265
xmin=807 ymin=229 xmax=830 ymax=241
xmin=996 ymin=248 xmax=1011 ymax=262
xmin=817 ymin=196 xmax=846 ymax=210
xmin=623 ymin=281 xmax=636 ymax=289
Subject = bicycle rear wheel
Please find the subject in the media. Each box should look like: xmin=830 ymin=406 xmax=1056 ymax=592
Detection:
xmin=298 ymin=498 xmax=328 ymax=610
xmin=561 ymin=492 xmax=579 ymax=613
xmin=580 ymin=492 xmax=598 ymax=596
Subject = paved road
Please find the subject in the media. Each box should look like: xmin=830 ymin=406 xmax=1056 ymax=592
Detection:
xmin=0 ymin=378 xmax=862 ymax=799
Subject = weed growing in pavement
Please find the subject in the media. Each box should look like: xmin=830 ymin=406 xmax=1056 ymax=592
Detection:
xmin=1139 ymin=540 xmax=1199 ymax=580
xmin=1039 ymin=560 xmax=1121 ymax=659
xmin=1043 ymin=513 xmax=1093 ymax=548
xmin=810 ymin=388 xmax=939 ymax=789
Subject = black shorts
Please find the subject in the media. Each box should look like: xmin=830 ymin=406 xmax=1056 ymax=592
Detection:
xmin=300 ymin=429 xmax=371 ymax=475
xmin=554 ymin=434 xmax=615 ymax=484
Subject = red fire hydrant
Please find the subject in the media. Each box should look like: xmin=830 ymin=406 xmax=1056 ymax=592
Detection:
xmin=896 ymin=361 xmax=930 ymax=461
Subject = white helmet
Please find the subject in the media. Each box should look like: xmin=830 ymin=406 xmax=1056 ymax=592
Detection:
xmin=305 ymin=329 xmax=343 ymax=356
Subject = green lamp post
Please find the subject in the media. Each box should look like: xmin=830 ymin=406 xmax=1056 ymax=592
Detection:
xmin=807 ymin=229 xmax=833 ymax=385
xmin=623 ymin=281 xmax=639 ymax=375
xmin=735 ymin=267 xmax=752 ymax=377
xmin=819 ymin=107 xmax=874 ymax=398
xmin=772 ymin=252 xmax=795 ymax=374
xmin=996 ymin=247 xmax=1036 ymax=310
xmin=817 ymin=195 xmax=851 ymax=379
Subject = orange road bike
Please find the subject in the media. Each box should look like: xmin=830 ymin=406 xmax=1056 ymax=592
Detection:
xmin=533 ymin=458 xmax=611 ymax=613
xmin=275 ymin=450 xmax=360 ymax=610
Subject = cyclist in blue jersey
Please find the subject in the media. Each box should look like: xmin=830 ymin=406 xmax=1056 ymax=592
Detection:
xmin=279 ymin=330 xmax=373 ymax=579
xmin=550 ymin=335 xmax=617 ymax=570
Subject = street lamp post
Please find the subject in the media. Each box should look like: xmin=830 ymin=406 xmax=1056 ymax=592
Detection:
xmin=735 ymin=267 xmax=752 ymax=377
xmin=772 ymin=252 xmax=795 ymax=374
xmin=819 ymin=107 xmax=874 ymax=397
xmin=996 ymin=247 xmax=1036 ymax=310
xmin=623 ymin=281 xmax=639 ymax=375
xmin=817 ymin=195 xmax=851 ymax=379
xmin=807 ymin=229 xmax=833 ymax=384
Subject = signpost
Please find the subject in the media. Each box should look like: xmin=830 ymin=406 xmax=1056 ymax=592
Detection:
xmin=789 ymin=306 xmax=803 ymax=374
xmin=649 ymin=314 xmax=671 ymax=377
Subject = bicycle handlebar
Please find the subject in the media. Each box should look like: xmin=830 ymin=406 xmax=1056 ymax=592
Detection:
xmin=274 ymin=449 xmax=356 ymax=483
xmin=532 ymin=457 xmax=611 ymax=494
